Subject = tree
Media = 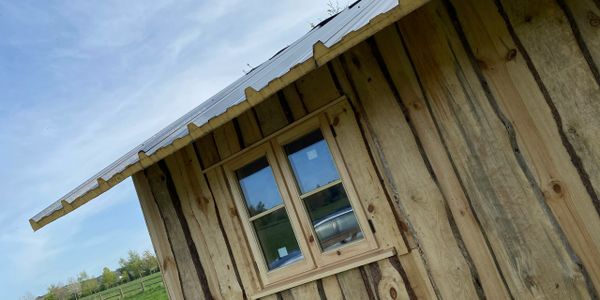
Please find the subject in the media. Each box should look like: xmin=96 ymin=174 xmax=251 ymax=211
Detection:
xmin=102 ymin=267 xmax=117 ymax=289
xmin=76 ymin=271 xmax=88 ymax=283
xmin=141 ymin=250 xmax=159 ymax=275
xmin=119 ymin=250 xmax=144 ymax=280
xmin=65 ymin=277 xmax=81 ymax=299
xmin=80 ymin=278 xmax=98 ymax=297
xmin=46 ymin=283 xmax=67 ymax=300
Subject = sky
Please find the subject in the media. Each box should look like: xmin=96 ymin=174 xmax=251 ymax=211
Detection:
xmin=0 ymin=0 xmax=334 ymax=298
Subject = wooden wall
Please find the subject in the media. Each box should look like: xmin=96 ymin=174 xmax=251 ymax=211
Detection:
xmin=132 ymin=0 xmax=600 ymax=298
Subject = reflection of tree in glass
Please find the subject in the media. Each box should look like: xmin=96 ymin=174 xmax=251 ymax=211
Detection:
xmin=249 ymin=201 xmax=266 ymax=216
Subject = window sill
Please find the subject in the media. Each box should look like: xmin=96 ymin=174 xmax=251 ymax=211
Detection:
xmin=251 ymin=247 xmax=397 ymax=299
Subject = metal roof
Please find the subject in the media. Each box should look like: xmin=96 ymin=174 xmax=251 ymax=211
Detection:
xmin=31 ymin=0 xmax=427 ymax=230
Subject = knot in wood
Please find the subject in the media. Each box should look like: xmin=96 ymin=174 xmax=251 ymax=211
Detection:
xmin=367 ymin=204 xmax=375 ymax=213
xmin=389 ymin=287 xmax=397 ymax=299
xmin=524 ymin=274 xmax=536 ymax=288
xmin=411 ymin=102 xmax=422 ymax=110
xmin=551 ymin=181 xmax=563 ymax=196
xmin=476 ymin=59 xmax=489 ymax=70
xmin=506 ymin=49 xmax=517 ymax=61
xmin=332 ymin=116 xmax=340 ymax=126
xmin=336 ymin=250 xmax=342 ymax=256
xmin=229 ymin=207 xmax=238 ymax=217
xmin=351 ymin=55 xmax=361 ymax=68
xmin=588 ymin=11 xmax=600 ymax=27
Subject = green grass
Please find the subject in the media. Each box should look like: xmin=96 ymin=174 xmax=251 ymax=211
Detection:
xmin=81 ymin=273 xmax=167 ymax=300
xmin=124 ymin=284 xmax=167 ymax=300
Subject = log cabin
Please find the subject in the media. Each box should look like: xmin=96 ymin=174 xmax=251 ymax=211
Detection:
xmin=30 ymin=0 xmax=600 ymax=298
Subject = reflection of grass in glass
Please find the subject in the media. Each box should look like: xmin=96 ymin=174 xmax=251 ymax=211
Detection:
xmin=253 ymin=209 xmax=300 ymax=269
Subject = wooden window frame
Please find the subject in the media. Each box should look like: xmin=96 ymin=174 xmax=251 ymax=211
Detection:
xmin=224 ymin=143 xmax=315 ymax=284
xmin=272 ymin=116 xmax=379 ymax=266
xmin=223 ymin=98 xmax=392 ymax=296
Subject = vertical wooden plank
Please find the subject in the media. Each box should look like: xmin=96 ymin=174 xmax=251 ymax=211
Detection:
xmin=374 ymin=259 xmax=411 ymax=300
xmin=295 ymin=66 xmax=341 ymax=112
xmin=195 ymin=132 xmax=221 ymax=168
xmin=561 ymin=0 xmax=600 ymax=69
xmin=321 ymin=276 xmax=344 ymax=300
xmin=165 ymin=145 xmax=244 ymax=300
xmin=206 ymin=166 xmax=261 ymax=297
xmin=288 ymin=281 xmax=322 ymax=300
xmin=254 ymin=94 xmax=290 ymax=136
xmin=236 ymin=110 xmax=263 ymax=148
xmin=133 ymin=172 xmax=184 ymax=300
xmin=259 ymin=295 xmax=279 ymax=300
xmin=399 ymin=1 xmax=591 ymax=298
xmin=213 ymin=121 xmax=242 ymax=160
xmin=337 ymin=268 xmax=371 ymax=300
xmin=324 ymin=101 xmax=409 ymax=256
xmin=498 ymin=0 xmax=600 ymax=214
xmin=145 ymin=164 xmax=208 ymax=300
xmin=329 ymin=56 xmax=438 ymax=300
xmin=396 ymin=251 xmax=436 ymax=300
xmin=339 ymin=40 xmax=479 ymax=299
xmin=281 ymin=84 xmax=308 ymax=120
xmin=373 ymin=23 xmax=510 ymax=299
xmin=448 ymin=0 xmax=600 ymax=292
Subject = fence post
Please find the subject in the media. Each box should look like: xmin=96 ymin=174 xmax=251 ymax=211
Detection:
xmin=141 ymin=278 xmax=145 ymax=293
xmin=119 ymin=287 xmax=124 ymax=299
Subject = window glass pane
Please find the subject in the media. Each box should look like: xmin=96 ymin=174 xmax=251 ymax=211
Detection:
xmin=304 ymin=183 xmax=363 ymax=252
xmin=253 ymin=208 xmax=304 ymax=270
xmin=285 ymin=130 xmax=340 ymax=194
xmin=236 ymin=157 xmax=283 ymax=217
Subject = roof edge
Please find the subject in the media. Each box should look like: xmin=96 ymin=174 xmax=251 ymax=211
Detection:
xmin=30 ymin=0 xmax=430 ymax=231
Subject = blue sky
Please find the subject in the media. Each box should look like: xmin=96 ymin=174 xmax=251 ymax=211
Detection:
xmin=0 ymin=0 xmax=333 ymax=298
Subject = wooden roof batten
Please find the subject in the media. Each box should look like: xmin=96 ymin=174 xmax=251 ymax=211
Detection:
xmin=29 ymin=0 xmax=429 ymax=231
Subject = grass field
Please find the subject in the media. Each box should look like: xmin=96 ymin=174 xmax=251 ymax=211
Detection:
xmin=81 ymin=272 xmax=167 ymax=300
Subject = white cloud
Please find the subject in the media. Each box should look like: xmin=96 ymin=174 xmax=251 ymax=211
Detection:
xmin=0 ymin=0 xmax=333 ymax=297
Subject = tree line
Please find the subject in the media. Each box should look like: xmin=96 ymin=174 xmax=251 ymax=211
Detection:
xmin=43 ymin=249 xmax=159 ymax=300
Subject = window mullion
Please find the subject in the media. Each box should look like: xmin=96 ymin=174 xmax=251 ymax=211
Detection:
xmin=248 ymin=204 xmax=285 ymax=222
xmin=298 ymin=179 xmax=342 ymax=200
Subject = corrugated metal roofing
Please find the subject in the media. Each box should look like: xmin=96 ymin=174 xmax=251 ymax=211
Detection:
xmin=31 ymin=0 xmax=427 ymax=230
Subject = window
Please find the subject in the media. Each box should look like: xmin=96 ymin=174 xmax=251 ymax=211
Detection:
xmin=225 ymin=116 xmax=380 ymax=288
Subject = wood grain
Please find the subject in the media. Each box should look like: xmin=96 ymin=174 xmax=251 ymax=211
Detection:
xmin=206 ymin=167 xmax=262 ymax=297
xmin=448 ymin=0 xmax=600 ymax=292
xmin=295 ymin=65 xmax=341 ymax=113
xmin=145 ymin=164 xmax=208 ymax=299
xmin=236 ymin=110 xmax=263 ymax=147
xmin=166 ymin=145 xmax=244 ymax=299
xmin=399 ymin=1 xmax=591 ymax=297
xmin=133 ymin=172 xmax=185 ymax=300
xmin=324 ymin=101 xmax=409 ymax=256
xmin=374 ymin=23 xmax=510 ymax=300
xmin=254 ymin=94 xmax=290 ymax=136
xmin=498 ymin=0 xmax=600 ymax=215
xmin=339 ymin=38 xmax=478 ymax=299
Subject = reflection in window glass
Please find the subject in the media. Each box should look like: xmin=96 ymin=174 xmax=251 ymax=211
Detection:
xmin=285 ymin=130 xmax=364 ymax=252
xmin=303 ymin=183 xmax=363 ymax=251
xmin=236 ymin=157 xmax=283 ymax=217
xmin=253 ymin=208 xmax=303 ymax=270
xmin=285 ymin=130 xmax=340 ymax=194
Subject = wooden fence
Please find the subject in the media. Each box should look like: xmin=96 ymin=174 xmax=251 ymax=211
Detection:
xmin=88 ymin=276 xmax=164 ymax=300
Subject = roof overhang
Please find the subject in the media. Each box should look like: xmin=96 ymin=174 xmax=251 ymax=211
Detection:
xmin=30 ymin=0 xmax=430 ymax=231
